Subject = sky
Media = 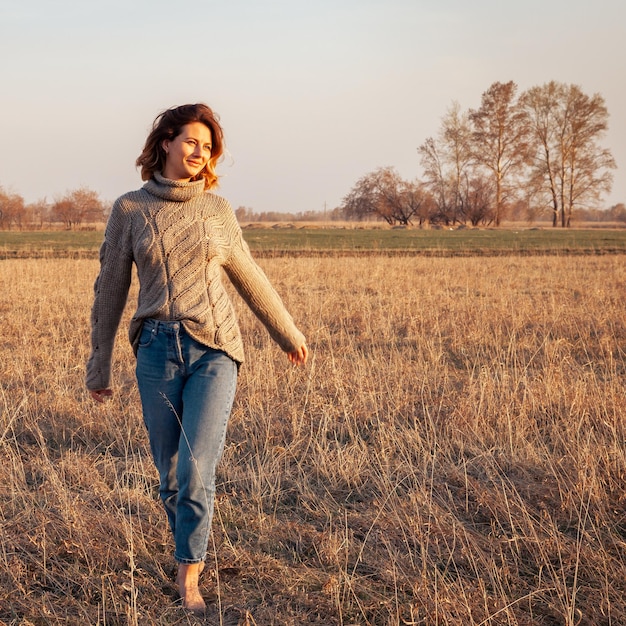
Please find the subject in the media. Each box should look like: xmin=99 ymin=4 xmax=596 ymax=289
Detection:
xmin=1 ymin=0 xmax=624 ymax=214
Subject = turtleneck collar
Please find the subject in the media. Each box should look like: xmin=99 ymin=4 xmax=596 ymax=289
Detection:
xmin=143 ymin=172 xmax=206 ymax=202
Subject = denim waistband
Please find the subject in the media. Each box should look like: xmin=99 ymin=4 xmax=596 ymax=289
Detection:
xmin=142 ymin=318 xmax=183 ymax=334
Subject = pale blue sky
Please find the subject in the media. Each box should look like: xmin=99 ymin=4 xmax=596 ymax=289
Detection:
xmin=1 ymin=0 xmax=624 ymax=212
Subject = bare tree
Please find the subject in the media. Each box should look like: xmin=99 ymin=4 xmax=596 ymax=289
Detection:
xmin=235 ymin=206 xmax=252 ymax=222
xmin=53 ymin=187 xmax=105 ymax=229
xmin=519 ymin=82 xmax=615 ymax=227
xmin=560 ymin=86 xmax=615 ymax=226
xmin=520 ymin=81 xmax=573 ymax=226
xmin=418 ymin=137 xmax=450 ymax=223
xmin=461 ymin=175 xmax=495 ymax=226
xmin=25 ymin=199 xmax=51 ymax=229
xmin=608 ymin=203 xmax=626 ymax=223
xmin=342 ymin=167 xmax=426 ymax=225
xmin=442 ymin=103 xmax=474 ymax=224
xmin=0 ymin=188 xmax=26 ymax=230
xmin=397 ymin=179 xmax=433 ymax=226
xmin=419 ymin=102 xmax=473 ymax=225
xmin=469 ymin=81 xmax=529 ymax=226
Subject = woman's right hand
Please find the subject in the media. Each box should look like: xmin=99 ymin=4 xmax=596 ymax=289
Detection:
xmin=287 ymin=343 xmax=309 ymax=366
xmin=89 ymin=388 xmax=113 ymax=403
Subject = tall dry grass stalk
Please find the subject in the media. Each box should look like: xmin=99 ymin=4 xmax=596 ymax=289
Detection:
xmin=1 ymin=255 xmax=625 ymax=625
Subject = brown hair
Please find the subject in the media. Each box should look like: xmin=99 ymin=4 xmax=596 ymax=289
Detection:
xmin=136 ymin=103 xmax=225 ymax=190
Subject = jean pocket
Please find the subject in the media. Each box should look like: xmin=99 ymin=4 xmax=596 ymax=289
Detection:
xmin=137 ymin=324 xmax=157 ymax=349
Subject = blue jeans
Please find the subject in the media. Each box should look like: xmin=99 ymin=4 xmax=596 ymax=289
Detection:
xmin=135 ymin=319 xmax=238 ymax=564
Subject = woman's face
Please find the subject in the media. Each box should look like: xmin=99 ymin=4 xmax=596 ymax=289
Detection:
xmin=161 ymin=122 xmax=213 ymax=182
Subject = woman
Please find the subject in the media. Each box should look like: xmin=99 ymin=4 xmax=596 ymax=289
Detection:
xmin=86 ymin=103 xmax=308 ymax=614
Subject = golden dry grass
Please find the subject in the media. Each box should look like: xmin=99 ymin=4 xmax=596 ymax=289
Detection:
xmin=1 ymin=254 xmax=626 ymax=625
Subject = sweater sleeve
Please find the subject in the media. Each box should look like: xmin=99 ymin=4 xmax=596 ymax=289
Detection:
xmin=85 ymin=201 xmax=134 ymax=390
xmin=222 ymin=211 xmax=305 ymax=353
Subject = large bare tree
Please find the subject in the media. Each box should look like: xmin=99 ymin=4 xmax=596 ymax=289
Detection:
xmin=469 ymin=81 xmax=529 ymax=226
xmin=342 ymin=167 xmax=429 ymax=226
xmin=419 ymin=102 xmax=473 ymax=225
xmin=520 ymin=82 xmax=615 ymax=227
xmin=518 ymin=81 xmax=562 ymax=226
xmin=53 ymin=187 xmax=106 ymax=229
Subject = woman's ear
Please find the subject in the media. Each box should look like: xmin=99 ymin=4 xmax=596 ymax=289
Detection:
xmin=162 ymin=139 xmax=170 ymax=155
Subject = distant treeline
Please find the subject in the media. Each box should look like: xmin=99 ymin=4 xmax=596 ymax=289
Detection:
xmin=234 ymin=203 xmax=626 ymax=226
xmin=0 ymin=185 xmax=624 ymax=231
xmin=0 ymin=80 xmax=620 ymax=230
xmin=0 ymin=187 xmax=106 ymax=231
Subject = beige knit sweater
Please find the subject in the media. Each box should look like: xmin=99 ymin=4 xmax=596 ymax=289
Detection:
xmin=86 ymin=173 xmax=305 ymax=391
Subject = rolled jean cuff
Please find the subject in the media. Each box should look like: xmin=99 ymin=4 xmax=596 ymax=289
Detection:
xmin=175 ymin=556 xmax=206 ymax=565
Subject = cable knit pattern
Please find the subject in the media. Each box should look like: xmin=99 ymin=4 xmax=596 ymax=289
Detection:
xmin=86 ymin=173 xmax=305 ymax=390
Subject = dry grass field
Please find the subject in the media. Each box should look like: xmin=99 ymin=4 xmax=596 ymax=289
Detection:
xmin=1 ymin=254 xmax=625 ymax=625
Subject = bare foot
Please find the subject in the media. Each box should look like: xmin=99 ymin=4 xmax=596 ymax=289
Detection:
xmin=176 ymin=562 xmax=206 ymax=615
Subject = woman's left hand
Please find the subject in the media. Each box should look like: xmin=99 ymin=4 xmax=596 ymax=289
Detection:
xmin=287 ymin=343 xmax=308 ymax=366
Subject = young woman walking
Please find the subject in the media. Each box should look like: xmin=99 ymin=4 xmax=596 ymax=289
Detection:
xmin=86 ymin=103 xmax=308 ymax=614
